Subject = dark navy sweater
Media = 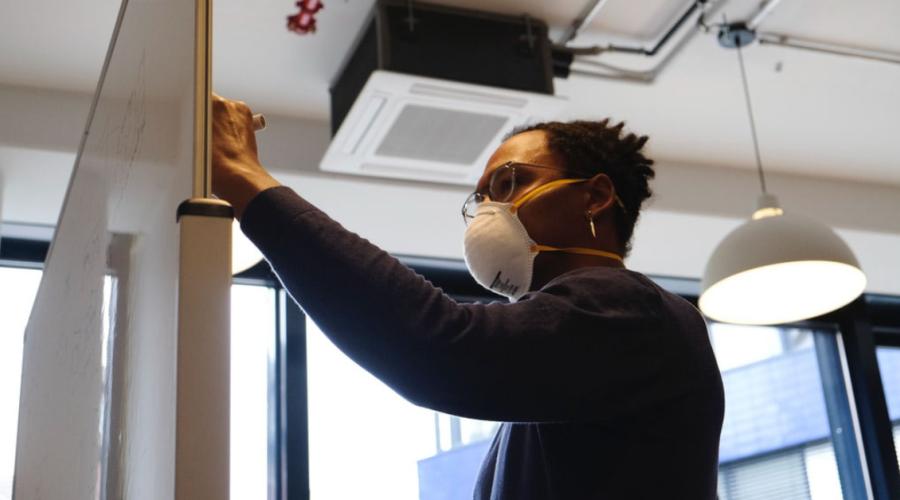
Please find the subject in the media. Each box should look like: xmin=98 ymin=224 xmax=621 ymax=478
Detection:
xmin=241 ymin=186 xmax=725 ymax=499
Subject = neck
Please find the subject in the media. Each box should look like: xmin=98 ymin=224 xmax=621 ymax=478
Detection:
xmin=531 ymin=250 xmax=625 ymax=291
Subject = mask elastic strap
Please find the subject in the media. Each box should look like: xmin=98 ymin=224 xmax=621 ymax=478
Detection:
xmin=532 ymin=244 xmax=624 ymax=263
xmin=511 ymin=178 xmax=586 ymax=212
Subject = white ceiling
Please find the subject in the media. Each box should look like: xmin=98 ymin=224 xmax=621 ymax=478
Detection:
xmin=1 ymin=0 xmax=899 ymax=185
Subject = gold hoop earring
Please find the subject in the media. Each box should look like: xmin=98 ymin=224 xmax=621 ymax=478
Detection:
xmin=586 ymin=210 xmax=597 ymax=239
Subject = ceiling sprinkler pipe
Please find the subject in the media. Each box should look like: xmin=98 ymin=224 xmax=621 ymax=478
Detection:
xmin=747 ymin=0 xmax=784 ymax=30
xmin=758 ymin=33 xmax=900 ymax=65
xmin=565 ymin=0 xmax=731 ymax=84
xmin=570 ymin=58 xmax=655 ymax=81
xmin=603 ymin=0 xmax=702 ymax=57
xmin=567 ymin=67 xmax=656 ymax=84
xmin=557 ymin=0 xmax=612 ymax=45
xmin=557 ymin=0 xmax=710 ymax=58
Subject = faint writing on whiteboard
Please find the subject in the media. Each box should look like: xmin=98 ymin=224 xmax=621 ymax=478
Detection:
xmin=111 ymin=50 xmax=147 ymax=213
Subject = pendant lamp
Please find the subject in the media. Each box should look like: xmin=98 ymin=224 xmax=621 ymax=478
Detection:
xmin=698 ymin=23 xmax=866 ymax=325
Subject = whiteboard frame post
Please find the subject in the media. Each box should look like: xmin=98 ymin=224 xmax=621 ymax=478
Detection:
xmin=175 ymin=200 xmax=233 ymax=500
xmin=193 ymin=0 xmax=213 ymax=199
xmin=174 ymin=0 xmax=233 ymax=496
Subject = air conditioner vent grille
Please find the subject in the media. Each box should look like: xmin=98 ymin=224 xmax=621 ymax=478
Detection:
xmin=375 ymin=104 xmax=507 ymax=165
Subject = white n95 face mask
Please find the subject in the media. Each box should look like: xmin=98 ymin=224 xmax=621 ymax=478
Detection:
xmin=463 ymin=178 xmax=624 ymax=302
xmin=463 ymin=200 xmax=537 ymax=300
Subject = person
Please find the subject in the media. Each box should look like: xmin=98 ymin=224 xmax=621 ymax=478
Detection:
xmin=211 ymin=94 xmax=725 ymax=499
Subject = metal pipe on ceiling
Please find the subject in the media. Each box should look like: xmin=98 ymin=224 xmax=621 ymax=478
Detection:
xmin=561 ymin=0 xmax=900 ymax=85
xmin=567 ymin=67 xmax=655 ymax=84
xmin=569 ymin=57 xmax=655 ymax=81
xmin=563 ymin=0 xmax=730 ymax=84
xmin=557 ymin=0 xmax=706 ymax=57
xmin=747 ymin=0 xmax=785 ymax=30
xmin=602 ymin=0 xmax=703 ymax=57
xmin=757 ymin=33 xmax=900 ymax=66
xmin=556 ymin=0 xmax=613 ymax=45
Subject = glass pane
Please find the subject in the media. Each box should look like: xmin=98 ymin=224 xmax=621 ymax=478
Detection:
xmin=711 ymin=322 xmax=850 ymax=500
xmin=876 ymin=346 xmax=900 ymax=470
xmin=2 ymin=273 xmax=275 ymax=500
xmin=307 ymin=317 xmax=472 ymax=500
xmin=0 ymin=267 xmax=42 ymax=500
xmin=419 ymin=415 xmax=499 ymax=500
xmin=306 ymin=315 xmax=861 ymax=500
xmin=231 ymin=284 xmax=276 ymax=500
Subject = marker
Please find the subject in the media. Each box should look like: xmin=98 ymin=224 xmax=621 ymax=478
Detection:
xmin=252 ymin=113 xmax=266 ymax=131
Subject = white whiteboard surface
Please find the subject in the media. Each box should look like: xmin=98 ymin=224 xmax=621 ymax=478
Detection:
xmin=14 ymin=0 xmax=195 ymax=497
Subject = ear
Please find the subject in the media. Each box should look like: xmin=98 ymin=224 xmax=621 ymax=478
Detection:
xmin=584 ymin=173 xmax=617 ymax=215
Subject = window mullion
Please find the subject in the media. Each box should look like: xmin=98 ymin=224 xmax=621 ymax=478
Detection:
xmin=838 ymin=298 xmax=900 ymax=499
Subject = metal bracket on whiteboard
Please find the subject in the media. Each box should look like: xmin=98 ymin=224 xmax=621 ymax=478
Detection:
xmin=176 ymin=198 xmax=234 ymax=221
xmin=193 ymin=0 xmax=213 ymax=199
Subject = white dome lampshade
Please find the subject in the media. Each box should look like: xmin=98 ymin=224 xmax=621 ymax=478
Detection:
xmin=232 ymin=218 xmax=263 ymax=275
xmin=699 ymin=194 xmax=866 ymax=326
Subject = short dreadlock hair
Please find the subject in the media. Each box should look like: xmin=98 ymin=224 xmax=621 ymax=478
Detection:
xmin=506 ymin=119 xmax=655 ymax=258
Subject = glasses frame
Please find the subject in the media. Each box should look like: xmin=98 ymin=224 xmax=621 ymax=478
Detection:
xmin=461 ymin=161 xmax=625 ymax=225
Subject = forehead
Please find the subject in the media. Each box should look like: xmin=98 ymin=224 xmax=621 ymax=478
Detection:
xmin=483 ymin=129 xmax=556 ymax=176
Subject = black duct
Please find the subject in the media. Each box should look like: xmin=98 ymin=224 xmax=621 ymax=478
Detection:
xmin=329 ymin=0 xmax=556 ymax=135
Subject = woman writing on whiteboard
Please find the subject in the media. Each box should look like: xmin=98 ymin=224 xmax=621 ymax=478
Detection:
xmin=211 ymin=94 xmax=725 ymax=500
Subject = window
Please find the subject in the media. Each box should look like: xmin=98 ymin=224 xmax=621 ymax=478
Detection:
xmin=306 ymin=317 xmax=439 ymax=500
xmin=876 ymin=346 xmax=900 ymax=471
xmin=6 ymin=250 xmax=897 ymax=500
xmin=0 ymin=264 xmax=275 ymax=500
xmin=0 ymin=267 xmax=42 ymax=500
xmin=230 ymin=284 xmax=277 ymax=499
xmin=303 ymin=279 xmax=873 ymax=500
xmin=302 ymin=257 xmax=506 ymax=500
xmin=712 ymin=322 xmax=858 ymax=500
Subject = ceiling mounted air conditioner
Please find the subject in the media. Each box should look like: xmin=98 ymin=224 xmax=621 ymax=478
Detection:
xmin=320 ymin=0 xmax=566 ymax=186
xmin=321 ymin=70 xmax=565 ymax=185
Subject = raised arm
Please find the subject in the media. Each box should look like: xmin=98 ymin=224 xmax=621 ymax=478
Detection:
xmin=212 ymin=94 xmax=688 ymax=423
xmin=240 ymin=186 xmax=683 ymax=422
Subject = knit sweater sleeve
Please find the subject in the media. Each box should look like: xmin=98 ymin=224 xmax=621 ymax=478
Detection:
xmin=240 ymin=186 xmax=677 ymax=422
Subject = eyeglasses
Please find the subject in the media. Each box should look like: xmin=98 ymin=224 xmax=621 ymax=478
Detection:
xmin=461 ymin=161 xmax=626 ymax=225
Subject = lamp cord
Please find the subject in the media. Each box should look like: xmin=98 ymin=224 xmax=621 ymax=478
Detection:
xmin=734 ymin=33 xmax=769 ymax=195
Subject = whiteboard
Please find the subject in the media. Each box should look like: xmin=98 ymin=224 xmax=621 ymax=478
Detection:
xmin=14 ymin=0 xmax=196 ymax=497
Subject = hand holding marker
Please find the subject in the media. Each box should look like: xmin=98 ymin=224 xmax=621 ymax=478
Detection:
xmin=230 ymin=112 xmax=267 ymax=273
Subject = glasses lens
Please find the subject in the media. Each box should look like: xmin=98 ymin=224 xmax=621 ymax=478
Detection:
xmin=489 ymin=164 xmax=516 ymax=202
xmin=462 ymin=192 xmax=484 ymax=225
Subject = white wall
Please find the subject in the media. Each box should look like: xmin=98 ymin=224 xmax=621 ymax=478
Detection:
xmin=266 ymin=169 xmax=900 ymax=296
xmin=0 ymin=84 xmax=92 ymax=228
xmin=2 ymin=86 xmax=898 ymax=295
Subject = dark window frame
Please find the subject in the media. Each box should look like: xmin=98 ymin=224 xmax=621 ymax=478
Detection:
xmin=398 ymin=256 xmax=900 ymax=500
xmin=0 ymin=237 xmax=49 ymax=269
xmin=4 ymin=240 xmax=899 ymax=500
